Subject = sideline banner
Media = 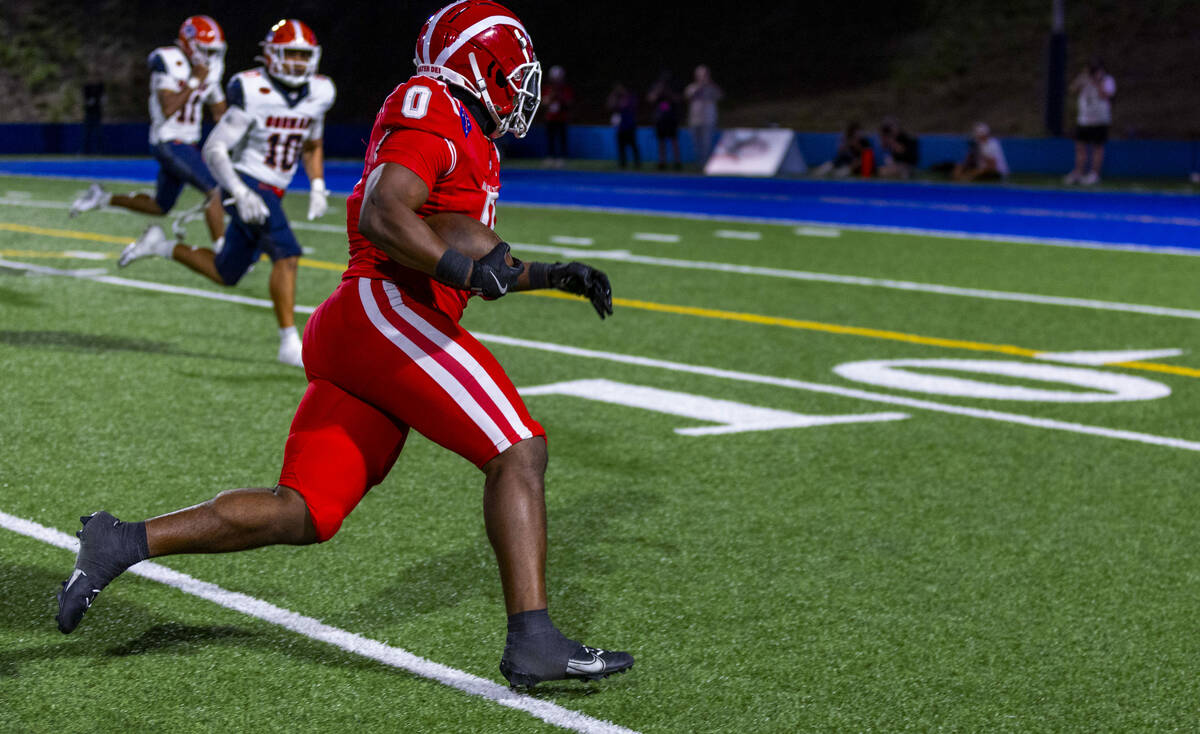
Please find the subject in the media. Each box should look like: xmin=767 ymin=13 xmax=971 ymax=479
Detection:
xmin=704 ymin=128 xmax=807 ymax=177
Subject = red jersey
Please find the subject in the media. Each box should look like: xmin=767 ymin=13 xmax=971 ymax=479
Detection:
xmin=345 ymin=76 xmax=501 ymax=321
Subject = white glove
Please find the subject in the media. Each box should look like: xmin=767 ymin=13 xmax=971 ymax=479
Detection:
xmin=307 ymin=178 xmax=329 ymax=221
xmin=232 ymin=183 xmax=269 ymax=225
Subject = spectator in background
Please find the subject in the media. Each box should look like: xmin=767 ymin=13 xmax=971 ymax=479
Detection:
xmin=684 ymin=64 xmax=723 ymax=167
xmin=1064 ymin=58 xmax=1116 ymax=185
xmin=877 ymin=117 xmax=919 ymax=178
xmin=647 ymin=71 xmax=681 ymax=170
xmin=607 ymin=83 xmax=641 ymax=169
xmin=954 ymin=122 xmax=1009 ymax=182
xmin=813 ymin=121 xmax=871 ymax=177
xmin=541 ymin=65 xmax=574 ymax=168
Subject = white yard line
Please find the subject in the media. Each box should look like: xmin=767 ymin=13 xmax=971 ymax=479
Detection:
xmin=499 ymin=200 xmax=1200 ymax=257
xmin=292 ymin=221 xmax=348 ymax=233
xmin=502 ymin=247 xmax=1200 ymax=322
xmin=3 ymin=194 xmax=1199 ymax=321
xmin=4 ymin=256 xmax=1200 ymax=453
xmin=794 ymin=227 xmax=841 ymax=238
xmin=0 ymin=510 xmax=637 ymax=734
xmin=714 ymin=229 xmax=762 ymax=241
xmin=62 ymin=250 xmax=111 ymax=260
xmin=477 ymin=334 xmax=1200 ymax=453
xmin=0 ymin=197 xmax=346 ymax=234
xmin=550 ymin=235 xmax=594 ymax=246
xmin=8 ymin=187 xmax=1197 ymax=256
xmin=632 ymin=233 xmax=680 ymax=243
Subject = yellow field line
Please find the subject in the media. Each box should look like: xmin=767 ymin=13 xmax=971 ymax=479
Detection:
xmin=0 ymin=222 xmax=131 ymax=245
xmin=524 ymin=290 xmax=1200 ymax=378
xmin=1109 ymin=360 xmax=1200 ymax=378
xmin=0 ymin=248 xmax=111 ymax=259
xmin=4 ymin=220 xmax=1198 ymax=379
xmin=300 ymin=257 xmax=346 ymax=272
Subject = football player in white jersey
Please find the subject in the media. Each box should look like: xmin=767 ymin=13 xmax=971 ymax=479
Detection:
xmin=117 ymin=19 xmax=336 ymax=368
xmin=70 ymin=16 xmax=228 ymax=246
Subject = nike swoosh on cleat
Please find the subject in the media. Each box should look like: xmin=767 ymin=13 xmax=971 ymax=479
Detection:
xmin=566 ymin=652 xmax=605 ymax=675
xmin=64 ymin=568 xmax=86 ymax=591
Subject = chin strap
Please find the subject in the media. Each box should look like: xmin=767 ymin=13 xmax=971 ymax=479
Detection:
xmin=468 ymin=52 xmax=506 ymax=136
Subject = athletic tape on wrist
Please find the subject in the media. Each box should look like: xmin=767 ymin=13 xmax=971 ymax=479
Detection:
xmin=528 ymin=262 xmax=551 ymax=289
xmin=435 ymin=248 xmax=473 ymax=288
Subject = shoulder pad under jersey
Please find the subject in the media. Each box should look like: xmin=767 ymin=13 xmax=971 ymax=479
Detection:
xmin=380 ymin=77 xmax=473 ymax=141
xmin=149 ymin=46 xmax=184 ymax=74
xmin=309 ymin=75 xmax=337 ymax=111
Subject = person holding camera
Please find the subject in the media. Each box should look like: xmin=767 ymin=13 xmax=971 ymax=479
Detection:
xmin=1064 ymin=58 xmax=1116 ymax=186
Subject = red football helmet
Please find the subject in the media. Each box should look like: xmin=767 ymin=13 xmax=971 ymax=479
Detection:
xmin=177 ymin=15 xmax=225 ymax=67
xmin=261 ymin=19 xmax=322 ymax=86
xmin=414 ymin=1 xmax=541 ymax=139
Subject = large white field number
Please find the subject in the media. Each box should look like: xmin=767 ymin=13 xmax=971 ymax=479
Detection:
xmin=833 ymin=358 xmax=1171 ymax=402
xmin=519 ymin=378 xmax=908 ymax=436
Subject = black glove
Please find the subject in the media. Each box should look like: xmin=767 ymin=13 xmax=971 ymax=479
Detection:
xmin=548 ymin=262 xmax=613 ymax=319
xmin=469 ymin=242 xmax=524 ymax=299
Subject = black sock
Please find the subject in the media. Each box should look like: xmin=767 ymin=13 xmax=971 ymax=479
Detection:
xmin=503 ymin=608 xmax=581 ymax=679
xmin=120 ymin=519 xmax=150 ymax=566
xmin=79 ymin=514 xmax=149 ymax=584
xmin=507 ymin=608 xmax=556 ymax=636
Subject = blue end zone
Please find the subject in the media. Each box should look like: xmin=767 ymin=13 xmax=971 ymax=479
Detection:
xmin=2 ymin=158 xmax=1197 ymax=253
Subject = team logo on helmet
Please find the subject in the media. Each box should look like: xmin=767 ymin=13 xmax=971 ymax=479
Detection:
xmin=177 ymin=16 xmax=225 ymax=68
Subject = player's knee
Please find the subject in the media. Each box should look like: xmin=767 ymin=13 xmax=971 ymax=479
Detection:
xmin=484 ymin=437 xmax=547 ymax=487
xmin=214 ymin=263 xmax=245 ymax=287
xmin=286 ymin=488 xmax=350 ymax=543
xmin=270 ymin=485 xmax=320 ymax=544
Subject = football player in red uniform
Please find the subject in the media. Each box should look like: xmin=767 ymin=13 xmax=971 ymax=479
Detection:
xmin=56 ymin=1 xmax=632 ymax=690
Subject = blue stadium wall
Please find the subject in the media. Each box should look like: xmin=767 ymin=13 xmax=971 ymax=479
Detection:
xmin=2 ymin=123 xmax=1197 ymax=178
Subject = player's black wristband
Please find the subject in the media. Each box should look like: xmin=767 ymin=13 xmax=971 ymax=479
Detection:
xmin=435 ymin=248 xmax=473 ymax=288
xmin=528 ymin=262 xmax=553 ymax=290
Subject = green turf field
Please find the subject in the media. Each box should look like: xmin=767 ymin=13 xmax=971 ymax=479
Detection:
xmin=2 ymin=174 xmax=1199 ymax=732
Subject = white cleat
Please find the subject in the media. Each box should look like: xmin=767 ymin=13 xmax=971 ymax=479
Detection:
xmin=170 ymin=197 xmax=209 ymax=240
xmin=69 ymin=183 xmax=110 ymax=218
xmin=278 ymin=333 xmax=304 ymax=368
xmin=1080 ymin=172 xmax=1100 ymax=186
xmin=118 ymin=225 xmax=174 ymax=268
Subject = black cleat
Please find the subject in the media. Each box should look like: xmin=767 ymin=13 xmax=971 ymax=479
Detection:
xmin=500 ymin=643 xmax=635 ymax=689
xmin=55 ymin=512 xmax=143 ymax=634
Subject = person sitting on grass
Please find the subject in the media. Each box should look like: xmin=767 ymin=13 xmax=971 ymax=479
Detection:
xmin=953 ymin=122 xmax=1009 ymax=182
xmin=877 ymin=117 xmax=919 ymax=179
xmin=813 ymin=121 xmax=871 ymax=178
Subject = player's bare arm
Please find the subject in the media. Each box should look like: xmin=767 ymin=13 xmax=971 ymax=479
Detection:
xmin=208 ymin=99 xmax=227 ymax=121
xmin=357 ymin=162 xmax=512 ymax=294
xmin=358 ymin=162 xmax=449 ymax=272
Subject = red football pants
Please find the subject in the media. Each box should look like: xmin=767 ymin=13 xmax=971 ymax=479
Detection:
xmin=279 ymin=277 xmax=545 ymax=541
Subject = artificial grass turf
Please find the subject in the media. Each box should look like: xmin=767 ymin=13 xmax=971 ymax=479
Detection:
xmin=1 ymin=175 xmax=1199 ymax=731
